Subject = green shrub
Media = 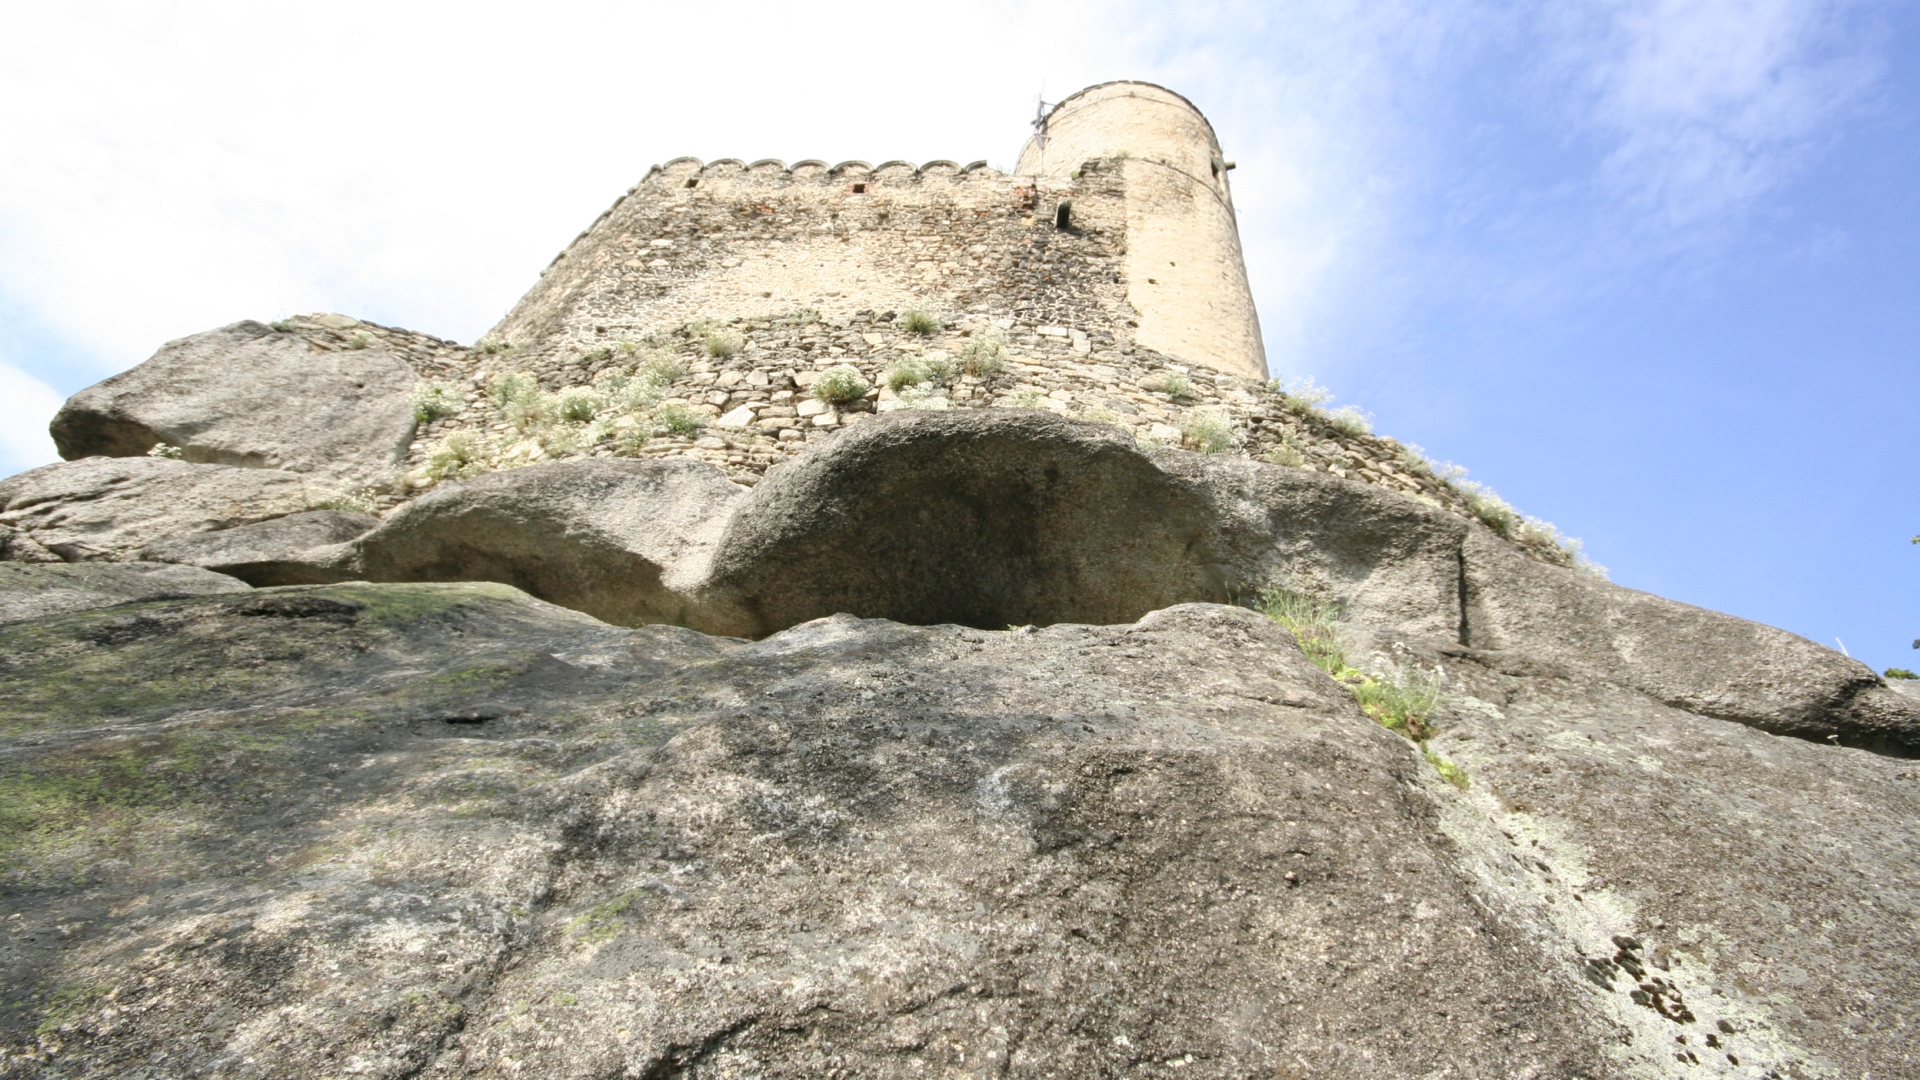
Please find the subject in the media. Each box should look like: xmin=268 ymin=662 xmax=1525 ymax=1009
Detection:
xmin=145 ymin=443 xmax=184 ymax=459
xmin=958 ymin=332 xmax=1008 ymax=378
xmin=899 ymin=309 xmax=942 ymax=337
xmin=411 ymin=382 xmax=466 ymax=424
xmin=553 ymin=387 xmax=602 ymax=423
xmin=1280 ymin=377 xmax=1334 ymax=415
xmin=1352 ymin=669 xmax=1441 ymax=740
xmin=348 ymin=331 xmax=372 ymax=350
xmin=1887 ymin=668 xmax=1918 ymax=680
xmin=813 ymin=365 xmax=870 ymax=405
xmin=1154 ymin=371 xmax=1193 ymax=400
xmin=1255 ymin=582 xmax=1348 ymax=677
xmin=1011 ymin=388 xmax=1047 ymax=409
xmin=635 ymin=350 xmax=688 ymax=388
xmin=1323 ymin=406 xmax=1372 ymax=437
xmin=475 ymin=336 xmax=513 ymax=355
xmin=654 ymin=403 xmax=705 ymax=436
xmin=426 ymin=432 xmax=485 ymax=481
xmin=488 ymin=371 xmax=540 ymax=408
xmin=269 ymin=318 xmax=298 ymax=332
xmin=1179 ymin=409 xmax=1241 ymax=454
xmin=885 ymin=358 xmax=931 ymax=392
xmin=922 ymin=353 xmax=958 ymax=386
xmin=704 ymin=329 xmax=744 ymax=358
xmin=1262 ymin=443 xmax=1306 ymax=467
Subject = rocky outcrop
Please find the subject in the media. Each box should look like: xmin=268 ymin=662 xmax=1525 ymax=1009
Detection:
xmin=691 ymin=410 xmax=1226 ymax=636
xmin=138 ymin=510 xmax=376 ymax=586
xmin=3 ymin=586 xmax=1916 ymax=1078
xmin=355 ymin=458 xmax=746 ymax=628
xmin=0 ymin=560 xmax=249 ymax=623
xmin=49 ymin=320 xmax=419 ymax=488
xmin=0 ymin=457 xmax=322 ymax=561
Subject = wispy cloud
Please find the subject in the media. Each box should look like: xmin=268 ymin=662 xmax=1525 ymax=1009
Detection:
xmin=1559 ymin=0 xmax=1884 ymax=227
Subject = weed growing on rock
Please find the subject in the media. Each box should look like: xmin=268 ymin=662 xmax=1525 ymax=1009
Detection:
xmin=899 ymin=309 xmax=943 ymax=337
xmin=1154 ymin=371 xmax=1194 ymax=400
xmin=1011 ymin=389 xmax=1047 ymax=409
xmin=145 ymin=443 xmax=184 ymax=460
xmin=1324 ymin=406 xmax=1372 ymax=437
xmin=308 ymin=487 xmax=379 ymax=514
xmin=635 ymin=350 xmax=688 ymax=388
xmin=813 ymin=365 xmax=870 ymax=405
xmin=885 ymin=358 xmax=931 ymax=392
xmin=269 ymin=318 xmax=298 ymax=332
xmin=1257 ymin=579 xmax=1460 ymax=786
xmin=1887 ymin=668 xmax=1918 ymax=680
xmin=705 ymin=329 xmax=745 ymax=358
xmin=958 ymin=332 xmax=1008 ymax=378
xmin=349 ymin=331 xmax=372 ymax=350
xmin=893 ymin=385 xmax=952 ymax=411
xmin=1263 ymin=431 xmax=1307 ymax=467
xmin=426 ymin=432 xmax=484 ymax=481
xmin=554 ymin=387 xmax=601 ymax=423
xmin=1279 ymin=377 xmax=1334 ymax=416
xmin=411 ymin=382 xmax=466 ymax=424
xmin=1423 ymin=746 xmax=1470 ymax=790
xmin=654 ymin=403 xmax=706 ymax=436
xmin=1179 ymin=409 xmax=1241 ymax=454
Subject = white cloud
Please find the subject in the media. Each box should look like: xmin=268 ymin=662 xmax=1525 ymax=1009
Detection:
xmin=0 ymin=363 xmax=63 ymax=477
xmin=1563 ymin=0 xmax=1881 ymax=226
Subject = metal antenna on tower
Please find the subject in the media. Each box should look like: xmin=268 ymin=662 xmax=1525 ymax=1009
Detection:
xmin=1032 ymin=90 xmax=1056 ymax=150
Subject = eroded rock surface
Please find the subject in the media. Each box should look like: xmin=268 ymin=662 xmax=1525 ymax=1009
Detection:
xmin=2 ymin=589 xmax=1915 ymax=1078
xmin=0 ymin=561 xmax=249 ymax=624
xmin=0 ymin=457 xmax=323 ymax=561
xmin=355 ymin=458 xmax=746 ymax=627
xmin=139 ymin=509 xmax=376 ymax=586
xmin=48 ymin=320 xmax=419 ymax=488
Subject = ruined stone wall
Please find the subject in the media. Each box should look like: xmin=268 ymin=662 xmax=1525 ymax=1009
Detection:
xmin=487 ymin=156 xmax=1130 ymax=368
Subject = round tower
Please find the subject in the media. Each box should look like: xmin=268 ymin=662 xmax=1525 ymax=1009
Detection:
xmin=1016 ymin=82 xmax=1267 ymax=380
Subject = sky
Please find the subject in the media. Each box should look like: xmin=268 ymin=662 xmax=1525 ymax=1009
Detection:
xmin=1 ymin=0 xmax=1914 ymax=671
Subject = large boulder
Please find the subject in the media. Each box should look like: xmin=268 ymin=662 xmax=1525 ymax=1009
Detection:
xmin=48 ymin=320 xmax=419 ymax=488
xmin=139 ymin=510 xmax=376 ymax=586
xmin=355 ymin=458 xmax=746 ymax=627
xmin=0 ymin=457 xmax=321 ymax=561
xmin=3 ymin=588 xmax=1916 ymax=1077
xmin=691 ymin=410 xmax=1228 ymax=636
xmin=0 ymin=560 xmax=249 ymax=623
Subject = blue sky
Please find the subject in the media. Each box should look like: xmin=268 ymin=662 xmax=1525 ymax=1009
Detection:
xmin=1 ymin=0 xmax=1914 ymax=670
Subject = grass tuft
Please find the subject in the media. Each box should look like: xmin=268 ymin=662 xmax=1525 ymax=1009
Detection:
xmin=1179 ymin=408 xmax=1241 ymax=454
xmin=899 ymin=308 xmax=943 ymax=337
xmin=411 ymin=382 xmax=466 ymax=425
xmin=813 ymin=365 xmax=870 ymax=405
xmin=958 ymin=332 xmax=1008 ymax=378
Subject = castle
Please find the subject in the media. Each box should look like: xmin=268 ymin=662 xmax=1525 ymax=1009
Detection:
xmin=332 ymin=82 xmax=1564 ymax=566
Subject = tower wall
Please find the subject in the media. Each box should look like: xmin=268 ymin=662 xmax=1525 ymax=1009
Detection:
xmin=1016 ymin=82 xmax=1267 ymax=381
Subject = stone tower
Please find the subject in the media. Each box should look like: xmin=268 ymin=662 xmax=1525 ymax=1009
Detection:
xmin=485 ymin=80 xmax=1267 ymax=383
xmin=1017 ymin=81 xmax=1266 ymax=380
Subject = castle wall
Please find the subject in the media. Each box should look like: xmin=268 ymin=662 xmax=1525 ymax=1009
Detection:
xmin=1016 ymin=82 xmax=1267 ymax=380
xmin=489 ymin=158 xmax=1132 ymax=370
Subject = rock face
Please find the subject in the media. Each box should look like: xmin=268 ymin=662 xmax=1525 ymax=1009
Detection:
xmin=693 ymin=410 xmax=1226 ymax=636
xmin=3 ymin=586 xmax=1917 ymax=1078
xmin=355 ymin=458 xmax=746 ymax=628
xmin=138 ymin=509 xmax=376 ymax=586
xmin=48 ymin=320 xmax=419 ymax=488
xmin=0 ymin=457 xmax=322 ymax=561
xmin=0 ymin=560 xmax=249 ymax=623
